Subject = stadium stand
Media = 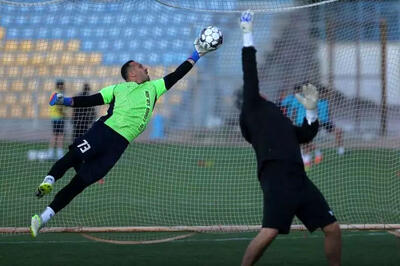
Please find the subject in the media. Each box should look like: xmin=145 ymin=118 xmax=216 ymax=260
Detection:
xmin=0 ymin=0 xmax=218 ymax=122
xmin=35 ymin=39 xmax=49 ymax=51
xmin=1 ymin=1 xmax=396 ymax=123
xmin=0 ymin=27 xmax=4 ymax=39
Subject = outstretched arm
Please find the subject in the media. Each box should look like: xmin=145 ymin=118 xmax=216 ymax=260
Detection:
xmin=163 ymin=60 xmax=194 ymax=90
xmin=72 ymin=93 xmax=104 ymax=107
xmin=49 ymin=92 xmax=104 ymax=107
xmin=240 ymin=11 xmax=260 ymax=104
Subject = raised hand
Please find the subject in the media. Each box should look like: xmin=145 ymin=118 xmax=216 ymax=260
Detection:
xmin=240 ymin=10 xmax=254 ymax=33
xmin=295 ymin=83 xmax=319 ymax=110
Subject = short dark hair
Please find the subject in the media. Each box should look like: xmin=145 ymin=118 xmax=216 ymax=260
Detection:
xmin=56 ymin=79 xmax=64 ymax=91
xmin=121 ymin=60 xmax=134 ymax=81
xmin=83 ymin=83 xmax=90 ymax=92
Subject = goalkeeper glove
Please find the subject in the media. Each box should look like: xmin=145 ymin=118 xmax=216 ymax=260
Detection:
xmin=190 ymin=32 xmax=219 ymax=62
xmin=295 ymin=83 xmax=319 ymax=124
xmin=190 ymin=38 xmax=215 ymax=62
xmin=49 ymin=92 xmax=72 ymax=106
xmin=240 ymin=10 xmax=254 ymax=33
xmin=240 ymin=10 xmax=254 ymax=47
xmin=295 ymin=83 xmax=319 ymax=110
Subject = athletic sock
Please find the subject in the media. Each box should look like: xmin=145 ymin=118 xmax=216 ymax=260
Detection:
xmin=47 ymin=148 xmax=55 ymax=159
xmin=243 ymin=32 xmax=254 ymax=47
xmin=43 ymin=175 xmax=55 ymax=185
xmin=56 ymin=148 xmax=64 ymax=159
xmin=40 ymin=206 xmax=55 ymax=225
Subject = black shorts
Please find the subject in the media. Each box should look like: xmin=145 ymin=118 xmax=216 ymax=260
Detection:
xmin=52 ymin=119 xmax=65 ymax=134
xmin=321 ymin=121 xmax=335 ymax=133
xmin=69 ymin=121 xmax=129 ymax=185
xmin=260 ymin=160 xmax=336 ymax=234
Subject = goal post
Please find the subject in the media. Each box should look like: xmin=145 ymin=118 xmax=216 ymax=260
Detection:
xmin=0 ymin=0 xmax=399 ymax=236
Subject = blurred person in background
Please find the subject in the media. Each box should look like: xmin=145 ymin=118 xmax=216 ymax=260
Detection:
xmin=48 ymin=80 xmax=66 ymax=160
xmin=72 ymin=83 xmax=96 ymax=140
xmin=281 ymin=84 xmax=344 ymax=169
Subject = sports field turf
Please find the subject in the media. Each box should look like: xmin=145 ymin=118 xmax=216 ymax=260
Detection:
xmin=1 ymin=141 xmax=399 ymax=265
xmin=1 ymin=231 xmax=399 ymax=266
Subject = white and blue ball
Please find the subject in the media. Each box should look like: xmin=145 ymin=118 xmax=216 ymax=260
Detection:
xmin=199 ymin=26 xmax=223 ymax=50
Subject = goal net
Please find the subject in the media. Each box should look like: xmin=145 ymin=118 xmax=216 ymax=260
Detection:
xmin=0 ymin=0 xmax=399 ymax=235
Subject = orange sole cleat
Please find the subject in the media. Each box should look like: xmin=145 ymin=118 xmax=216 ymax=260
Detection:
xmin=314 ymin=155 xmax=323 ymax=165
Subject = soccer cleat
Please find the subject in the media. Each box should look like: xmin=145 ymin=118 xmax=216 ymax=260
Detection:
xmin=35 ymin=182 xmax=53 ymax=198
xmin=314 ymin=154 xmax=323 ymax=165
xmin=30 ymin=214 xmax=42 ymax=238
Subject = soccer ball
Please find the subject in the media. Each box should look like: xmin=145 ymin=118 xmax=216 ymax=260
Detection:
xmin=199 ymin=26 xmax=223 ymax=50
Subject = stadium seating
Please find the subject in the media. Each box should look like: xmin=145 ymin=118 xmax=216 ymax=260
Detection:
xmin=42 ymin=80 xmax=54 ymax=92
xmin=3 ymin=40 xmax=18 ymax=51
xmin=66 ymin=40 xmax=80 ymax=52
xmin=11 ymin=80 xmax=24 ymax=92
xmin=22 ymin=66 xmax=35 ymax=78
xmin=1 ymin=53 xmax=14 ymax=65
xmin=16 ymin=54 xmax=29 ymax=65
xmin=0 ymin=1 xmax=232 ymax=119
xmin=19 ymin=40 xmax=33 ymax=52
xmin=30 ymin=53 xmax=44 ymax=65
xmin=4 ymin=93 xmax=17 ymax=104
xmin=37 ymin=93 xmax=49 ymax=105
xmin=37 ymin=66 xmax=50 ymax=76
xmin=25 ymin=105 xmax=35 ymax=118
xmin=0 ymin=105 xmax=7 ymax=118
xmin=51 ymin=40 xmax=64 ymax=52
xmin=0 ymin=80 xmax=8 ymax=91
xmin=0 ymin=27 xmax=4 ymax=40
xmin=59 ymin=52 xmax=73 ymax=65
xmin=20 ymin=94 xmax=32 ymax=105
xmin=51 ymin=66 xmax=65 ymax=77
xmin=35 ymin=40 xmax=49 ymax=51
xmin=10 ymin=106 xmax=23 ymax=118
xmin=0 ymin=1 xmax=397 ymax=122
xmin=7 ymin=66 xmax=19 ymax=78
xmin=66 ymin=66 xmax=79 ymax=77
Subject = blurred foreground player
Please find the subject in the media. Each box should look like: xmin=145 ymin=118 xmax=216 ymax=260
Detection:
xmin=238 ymin=11 xmax=341 ymax=266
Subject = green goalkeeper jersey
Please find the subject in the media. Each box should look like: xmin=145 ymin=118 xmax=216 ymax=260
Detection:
xmin=99 ymin=79 xmax=167 ymax=142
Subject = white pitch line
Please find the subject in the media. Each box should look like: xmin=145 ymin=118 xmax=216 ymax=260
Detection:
xmin=0 ymin=232 xmax=390 ymax=245
xmin=175 ymin=232 xmax=390 ymax=242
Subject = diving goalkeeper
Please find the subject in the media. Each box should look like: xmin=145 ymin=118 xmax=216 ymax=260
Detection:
xmin=238 ymin=11 xmax=341 ymax=266
xmin=30 ymin=33 xmax=220 ymax=237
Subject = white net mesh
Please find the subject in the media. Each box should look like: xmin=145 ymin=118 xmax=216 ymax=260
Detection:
xmin=0 ymin=0 xmax=399 ymax=233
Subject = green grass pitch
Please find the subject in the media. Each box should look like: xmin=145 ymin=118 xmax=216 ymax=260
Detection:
xmin=0 ymin=141 xmax=399 ymax=265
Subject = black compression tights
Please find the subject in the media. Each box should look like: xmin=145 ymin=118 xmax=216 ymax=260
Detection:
xmin=49 ymin=175 xmax=89 ymax=213
xmin=48 ymin=150 xmax=82 ymax=181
